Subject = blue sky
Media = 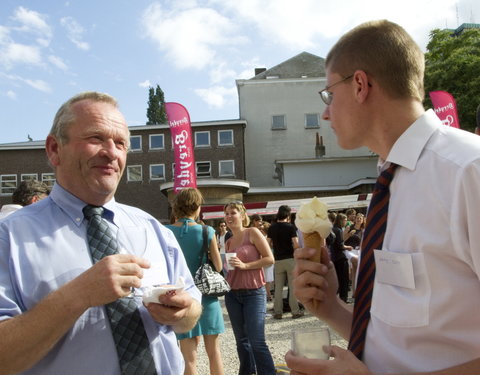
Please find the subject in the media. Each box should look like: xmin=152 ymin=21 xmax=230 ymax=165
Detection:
xmin=1 ymin=0 xmax=478 ymax=143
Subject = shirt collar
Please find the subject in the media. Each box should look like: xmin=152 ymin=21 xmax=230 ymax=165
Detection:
xmin=49 ymin=183 xmax=117 ymax=226
xmin=380 ymin=109 xmax=440 ymax=172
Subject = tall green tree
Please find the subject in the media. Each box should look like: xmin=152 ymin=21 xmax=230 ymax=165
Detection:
xmin=424 ymin=28 xmax=480 ymax=132
xmin=146 ymin=84 xmax=167 ymax=125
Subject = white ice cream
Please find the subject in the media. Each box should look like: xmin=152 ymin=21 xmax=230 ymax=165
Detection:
xmin=295 ymin=197 xmax=332 ymax=238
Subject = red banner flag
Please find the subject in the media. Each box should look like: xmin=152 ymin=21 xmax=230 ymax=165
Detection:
xmin=429 ymin=90 xmax=460 ymax=128
xmin=165 ymin=102 xmax=197 ymax=193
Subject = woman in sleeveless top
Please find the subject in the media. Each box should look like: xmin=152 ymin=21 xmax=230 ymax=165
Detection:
xmin=167 ymin=188 xmax=225 ymax=375
xmin=223 ymin=202 xmax=275 ymax=375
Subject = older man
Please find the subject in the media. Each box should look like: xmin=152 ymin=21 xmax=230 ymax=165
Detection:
xmin=0 ymin=92 xmax=202 ymax=374
xmin=288 ymin=20 xmax=480 ymax=374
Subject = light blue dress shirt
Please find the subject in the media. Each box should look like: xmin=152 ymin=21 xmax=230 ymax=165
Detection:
xmin=0 ymin=183 xmax=201 ymax=374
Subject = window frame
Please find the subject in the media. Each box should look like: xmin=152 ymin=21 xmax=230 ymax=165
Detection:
xmin=305 ymin=113 xmax=320 ymax=129
xmin=195 ymin=161 xmax=211 ymax=178
xmin=150 ymin=164 xmax=166 ymax=181
xmin=127 ymin=165 xmax=143 ymax=182
xmin=0 ymin=174 xmax=17 ymax=195
xmin=129 ymin=135 xmax=142 ymax=152
xmin=41 ymin=173 xmax=56 ymax=188
xmin=195 ymin=131 xmax=211 ymax=148
xmin=219 ymin=160 xmax=235 ymax=177
xmin=21 ymin=173 xmax=38 ymax=181
xmin=149 ymin=134 xmax=165 ymax=150
xmin=218 ymin=129 xmax=234 ymax=146
xmin=271 ymin=114 xmax=286 ymax=130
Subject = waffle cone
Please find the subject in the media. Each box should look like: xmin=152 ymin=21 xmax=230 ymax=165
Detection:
xmin=302 ymin=232 xmax=325 ymax=262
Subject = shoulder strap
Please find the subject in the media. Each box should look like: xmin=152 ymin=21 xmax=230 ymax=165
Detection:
xmin=201 ymin=225 xmax=209 ymax=262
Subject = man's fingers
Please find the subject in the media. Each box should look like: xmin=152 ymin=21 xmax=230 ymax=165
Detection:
xmin=113 ymin=253 xmax=151 ymax=268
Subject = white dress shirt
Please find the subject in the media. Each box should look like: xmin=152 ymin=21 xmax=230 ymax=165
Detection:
xmin=364 ymin=110 xmax=480 ymax=372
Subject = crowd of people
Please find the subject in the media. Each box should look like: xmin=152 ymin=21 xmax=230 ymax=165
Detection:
xmin=1 ymin=17 xmax=480 ymax=375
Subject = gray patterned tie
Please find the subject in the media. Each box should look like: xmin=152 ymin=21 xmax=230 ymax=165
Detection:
xmin=83 ymin=205 xmax=156 ymax=375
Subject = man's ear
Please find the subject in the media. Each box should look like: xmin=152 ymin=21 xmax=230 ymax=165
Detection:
xmin=45 ymin=135 xmax=60 ymax=167
xmin=352 ymin=70 xmax=371 ymax=103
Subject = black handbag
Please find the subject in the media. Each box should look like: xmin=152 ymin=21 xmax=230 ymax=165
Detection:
xmin=194 ymin=225 xmax=230 ymax=297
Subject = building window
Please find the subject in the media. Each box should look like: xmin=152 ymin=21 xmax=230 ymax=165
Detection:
xmin=0 ymin=174 xmax=17 ymax=195
xmin=218 ymin=130 xmax=233 ymax=146
xmin=130 ymin=135 xmax=142 ymax=151
xmin=21 ymin=173 xmax=38 ymax=181
xmin=150 ymin=164 xmax=165 ymax=180
xmin=196 ymin=161 xmax=211 ymax=177
xmin=41 ymin=173 xmax=56 ymax=188
xmin=149 ymin=134 xmax=164 ymax=150
xmin=195 ymin=131 xmax=210 ymax=147
xmin=272 ymin=115 xmax=286 ymax=130
xmin=305 ymin=113 xmax=320 ymax=128
xmin=219 ymin=160 xmax=235 ymax=177
xmin=127 ymin=165 xmax=143 ymax=182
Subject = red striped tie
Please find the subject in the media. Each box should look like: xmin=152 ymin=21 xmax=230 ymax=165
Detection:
xmin=348 ymin=163 xmax=398 ymax=359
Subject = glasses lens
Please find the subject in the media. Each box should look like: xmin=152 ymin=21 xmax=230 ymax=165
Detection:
xmin=320 ymin=90 xmax=331 ymax=105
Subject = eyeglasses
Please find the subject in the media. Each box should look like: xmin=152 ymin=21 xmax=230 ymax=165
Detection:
xmin=318 ymin=75 xmax=353 ymax=105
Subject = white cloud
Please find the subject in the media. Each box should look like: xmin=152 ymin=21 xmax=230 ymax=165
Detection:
xmin=48 ymin=55 xmax=68 ymax=70
xmin=60 ymin=16 xmax=90 ymax=50
xmin=2 ymin=73 xmax=51 ymax=93
xmin=0 ymin=43 xmax=42 ymax=68
xmin=11 ymin=6 xmax=52 ymax=43
xmin=212 ymin=0 xmax=460 ymax=52
xmin=209 ymin=62 xmax=237 ymax=84
xmin=139 ymin=80 xmax=151 ymax=88
xmin=23 ymin=78 xmax=51 ymax=92
xmin=141 ymin=2 xmax=246 ymax=70
xmin=194 ymin=85 xmax=237 ymax=109
xmin=6 ymin=90 xmax=17 ymax=100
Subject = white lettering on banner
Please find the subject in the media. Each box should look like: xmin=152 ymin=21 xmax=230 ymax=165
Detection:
xmin=179 ymin=161 xmax=191 ymax=169
xmin=174 ymin=130 xmax=188 ymax=145
xmin=434 ymin=103 xmax=454 ymax=114
xmin=441 ymin=115 xmax=454 ymax=126
xmin=169 ymin=117 xmax=189 ymax=127
xmin=177 ymin=170 xmax=190 ymax=178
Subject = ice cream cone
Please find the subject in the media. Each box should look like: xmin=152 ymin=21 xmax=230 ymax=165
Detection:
xmin=302 ymin=231 xmax=326 ymax=262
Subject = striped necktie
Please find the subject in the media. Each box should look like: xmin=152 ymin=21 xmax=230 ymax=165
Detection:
xmin=348 ymin=163 xmax=398 ymax=359
xmin=83 ymin=205 xmax=157 ymax=375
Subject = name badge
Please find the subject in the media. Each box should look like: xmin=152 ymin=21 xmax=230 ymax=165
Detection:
xmin=374 ymin=250 xmax=415 ymax=289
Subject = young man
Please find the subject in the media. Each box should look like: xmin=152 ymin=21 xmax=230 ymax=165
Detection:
xmin=287 ymin=20 xmax=480 ymax=374
xmin=0 ymin=92 xmax=202 ymax=374
xmin=267 ymin=205 xmax=302 ymax=319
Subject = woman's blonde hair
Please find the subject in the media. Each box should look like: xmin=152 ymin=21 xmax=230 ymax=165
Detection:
xmin=171 ymin=188 xmax=204 ymax=219
xmin=326 ymin=20 xmax=425 ymax=102
xmin=224 ymin=202 xmax=250 ymax=227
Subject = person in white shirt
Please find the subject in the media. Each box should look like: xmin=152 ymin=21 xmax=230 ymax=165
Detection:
xmin=287 ymin=20 xmax=480 ymax=374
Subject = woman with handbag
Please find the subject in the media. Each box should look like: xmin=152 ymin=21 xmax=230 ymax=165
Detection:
xmin=167 ymin=188 xmax=225 ymax=375
xmin=223 ymin=202 xmax=275 ymax=375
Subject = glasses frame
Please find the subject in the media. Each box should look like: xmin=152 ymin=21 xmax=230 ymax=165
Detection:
xmin=319 ymin=74 xmax=353 ymax=105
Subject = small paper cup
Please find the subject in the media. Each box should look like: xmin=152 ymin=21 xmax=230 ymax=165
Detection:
xmin=225 ymin=252 xmax=236 ymax=270
xmin=292 ymin=327 xmax=330 ymax=360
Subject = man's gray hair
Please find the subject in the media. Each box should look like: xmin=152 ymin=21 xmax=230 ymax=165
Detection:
xmin=49 ymin=91 xmax=118 ymax=144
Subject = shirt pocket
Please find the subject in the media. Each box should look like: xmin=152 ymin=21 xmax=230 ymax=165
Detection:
xmin=370 ymin=252 xmax=430 ymax=327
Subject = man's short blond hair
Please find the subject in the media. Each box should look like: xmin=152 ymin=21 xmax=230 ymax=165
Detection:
xmin=49 ymin=91 xmax=120 ymax=144
xmin=326 ymin=20 xmax=425 ymax=102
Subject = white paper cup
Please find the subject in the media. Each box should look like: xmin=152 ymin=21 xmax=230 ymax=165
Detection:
xmin=225 ymin=252 xmax=236 ymax=270
xmin=292 ymin=327 xmax=330 ymax=360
